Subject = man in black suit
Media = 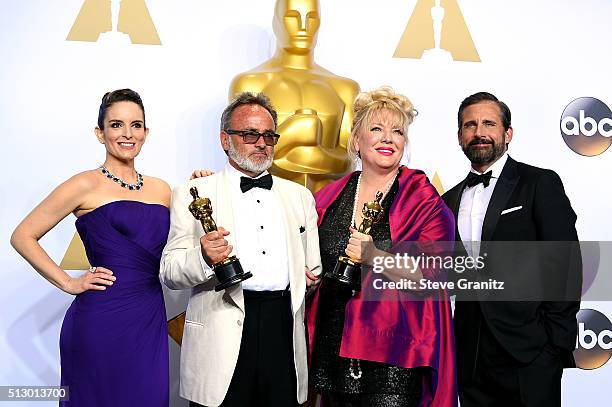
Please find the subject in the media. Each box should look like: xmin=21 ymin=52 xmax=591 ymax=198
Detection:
xmin=441 ymin=92 xmax=581 ymax=407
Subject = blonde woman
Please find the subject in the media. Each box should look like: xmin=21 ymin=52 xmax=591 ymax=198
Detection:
xmin=307 ymin=86 xmax=457 ymax=406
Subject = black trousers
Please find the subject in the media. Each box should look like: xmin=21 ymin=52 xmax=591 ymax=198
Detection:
xmin=190 ymin=289 xmax=298 ymax=407
xmin=459 ymin=317 xmax=563 ymax=407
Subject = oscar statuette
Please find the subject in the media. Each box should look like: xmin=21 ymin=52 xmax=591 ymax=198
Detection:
xmin=229 ymin=0 xmax=360 ymax=192
xmin=326 ymin=192 xmax=385 ymax=291
xmin=189 ymin=187 xmax=252 ymax=292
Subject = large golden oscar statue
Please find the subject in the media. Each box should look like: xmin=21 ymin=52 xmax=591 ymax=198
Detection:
xmin=229 ymin=0 xmax=360 ymax=191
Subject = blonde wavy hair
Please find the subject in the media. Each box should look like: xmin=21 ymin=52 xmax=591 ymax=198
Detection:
xmin=348 ymin=86 xmax=418 ymax=161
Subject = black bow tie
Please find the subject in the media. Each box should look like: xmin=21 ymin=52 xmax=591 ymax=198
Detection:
xmin=465 ymin=171 xmax=493 ymax=188
xmin=240 ymin=174 xmax=273 ymax=193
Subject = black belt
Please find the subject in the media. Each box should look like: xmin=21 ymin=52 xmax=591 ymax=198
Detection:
xmin=243 ymin=286 xmax=290 ymax=299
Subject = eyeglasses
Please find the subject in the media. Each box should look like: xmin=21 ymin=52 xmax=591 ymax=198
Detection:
xmin=225 ymin=129 xmax=281 ymax=146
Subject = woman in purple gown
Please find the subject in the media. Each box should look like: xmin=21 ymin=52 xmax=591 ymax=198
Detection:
xmin=11 ymin=89 xmax=171 ymax=406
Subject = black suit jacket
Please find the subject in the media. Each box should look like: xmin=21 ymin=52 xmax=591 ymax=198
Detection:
xmin=442 ymin=156 xmax=581 ymax=382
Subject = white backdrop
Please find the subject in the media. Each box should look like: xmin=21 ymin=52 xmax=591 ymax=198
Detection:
xmin=1 ymin=1 xmax=611 ymax=405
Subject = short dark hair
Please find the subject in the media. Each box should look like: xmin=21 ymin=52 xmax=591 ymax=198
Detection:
xmin=457 ymin=91 xmax=511 ymax=131
xmin=220 ymin=92 xmax=278 ymax=132
xmin=97 ymin=89 xmax=146 ymax=130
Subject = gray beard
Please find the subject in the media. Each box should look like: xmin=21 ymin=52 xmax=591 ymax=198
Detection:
xmin=227 ymin=137 xmax=273 ymax=174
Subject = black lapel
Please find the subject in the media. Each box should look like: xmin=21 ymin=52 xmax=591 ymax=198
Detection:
xmin=481 ymin=156 xmax=520 ymax=242
xmin=447 ymin=179 xmax=468 ymax=241
xmin=445 ymin=178 xmax=470 ymax=260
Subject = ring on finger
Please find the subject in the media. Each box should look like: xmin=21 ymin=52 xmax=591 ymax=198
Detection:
xmin=89 ymin=266 xmax=97 ymax=273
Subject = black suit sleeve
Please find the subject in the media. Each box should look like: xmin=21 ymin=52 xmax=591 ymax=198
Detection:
xmin=533 ymin=170 xmax=582 ymax=356
xmin=533 ymin=170 xmax=578 ymax=241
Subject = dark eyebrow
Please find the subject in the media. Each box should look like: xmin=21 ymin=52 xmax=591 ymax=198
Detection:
xmin=462 ymin=119 xmax=477 ymax=127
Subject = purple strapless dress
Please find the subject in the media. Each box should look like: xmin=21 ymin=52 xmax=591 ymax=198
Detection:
xmin=59 ymin=201 xmax=170 ymax=406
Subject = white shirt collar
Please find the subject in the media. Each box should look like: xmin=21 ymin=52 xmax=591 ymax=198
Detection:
xmin=469 ymin=152 xmax=508 ymax=179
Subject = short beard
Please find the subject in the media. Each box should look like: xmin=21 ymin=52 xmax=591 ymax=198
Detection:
xmin=227 ymin=137 xmax=273 ymax=174
xmin=462 ymin=136 xmax=506 ymax=166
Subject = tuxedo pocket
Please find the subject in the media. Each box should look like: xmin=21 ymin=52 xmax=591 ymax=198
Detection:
xmin=501 ymin=205 xmax=523 ymax=215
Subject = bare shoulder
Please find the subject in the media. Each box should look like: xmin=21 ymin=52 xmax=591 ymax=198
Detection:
xmin=144 ymin=175 xmax=171 ymax=192
xmin=143 ymin=175 xmax=172 ymax=206
xmin=62 ymin=169 xmax=101 ymax=194
xmin=36 ymin=169 xmax=101 ymax=216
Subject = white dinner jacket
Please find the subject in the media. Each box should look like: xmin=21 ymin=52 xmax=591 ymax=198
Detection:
xmin=160 ymin=166 xmax=322 ymax=406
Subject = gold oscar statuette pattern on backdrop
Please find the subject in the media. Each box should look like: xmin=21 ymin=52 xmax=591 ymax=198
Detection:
xmin=394 ymin=0 xmax=480 ymax=62
xmin=66 ymin=0 xmax=161 ymax=45
xmin=430 ymin=172 xmax=445 ymax=195
xmin=59 ymin=233 xmax=91 ymax=270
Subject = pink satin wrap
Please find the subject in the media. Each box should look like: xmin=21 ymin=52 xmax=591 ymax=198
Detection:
xmin=307 ymin=167 xmax=458 ymax=407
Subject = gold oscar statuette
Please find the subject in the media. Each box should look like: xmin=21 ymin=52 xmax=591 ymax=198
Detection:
xmin=229 ymin=0 xmax=360 ymax=192
xmin=325 ymin=192 xmax=385 ymax=291
xmin=189 ymin=187 xmax=252 ymax=292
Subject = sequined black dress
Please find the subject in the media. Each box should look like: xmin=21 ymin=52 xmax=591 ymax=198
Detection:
xmin=310 ymin=173 xmax=423 ymax=406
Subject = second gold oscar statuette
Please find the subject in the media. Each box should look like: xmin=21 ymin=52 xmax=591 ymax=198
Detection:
xmin=325 ymin=191 xmax=385 ymax=291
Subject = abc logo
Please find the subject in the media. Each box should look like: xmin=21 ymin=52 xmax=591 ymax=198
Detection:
xmin=574 ymin=308 xmax=612 ymax=370
xmin=560 ymin=97 xmax=612 ymax=156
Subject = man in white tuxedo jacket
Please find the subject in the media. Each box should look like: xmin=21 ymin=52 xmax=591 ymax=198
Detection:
xmin=160 ymin=92 xmax=322 ymax=406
